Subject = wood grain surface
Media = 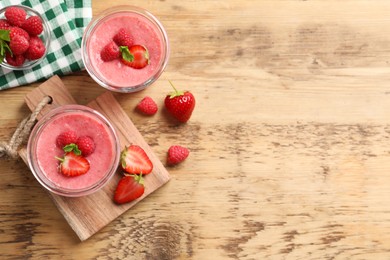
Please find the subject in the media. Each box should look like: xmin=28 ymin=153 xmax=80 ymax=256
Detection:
xmin=1 ymin=0 xmax=390 ymax=259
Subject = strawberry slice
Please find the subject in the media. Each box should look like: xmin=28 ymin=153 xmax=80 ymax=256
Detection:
xmin=113 ymin=174 xmax=145 ymax=204
xmin=120 ymin=45 xmax=150 ymax=69
xmin=56 ymin=152 xmax=90 ymax=177
xmin=120 ymin=145 xmax=153 ymax=174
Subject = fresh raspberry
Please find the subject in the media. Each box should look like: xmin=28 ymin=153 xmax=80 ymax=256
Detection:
xmin=136 ymin=96 xmax=158 ymax=115
xmin=9 ymin=27 xmax=30 ymax=41
xmin=167 ymin=145 xmax=190 ymax=165
xmin=5 ymin=52 xmax=25 ymax=67
xmin=56 ymin=131 xmax=78 ymax=149
xmin=24 ymin=36 xmax=45 ymax=60
xmin=100 ymin=41 xmax=120 ymax=62
xmin=5 ymin=6 xmax=27 ymax=27
xmin=76 ymin=136 xmax=95 ymax=156
xmin=22 ymin=16 xmax=43 ymax=36
xmin=9 ymin=34 xmax=29 ymax=55
xmin=0 ymin=19 xmax=10 ymax=29
xmin=113 ymin=28 xmax=133 ymax=47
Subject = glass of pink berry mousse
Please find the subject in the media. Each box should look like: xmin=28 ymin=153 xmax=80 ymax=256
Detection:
xmin=81 ymin=5 xmax=170 ymax=93
xmin=27 ymin=105 xmax=120 ymax=197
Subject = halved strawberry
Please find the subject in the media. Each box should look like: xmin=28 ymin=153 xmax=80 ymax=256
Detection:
xmin=120 ymin=45 xmax=150 ymax=69
xmin=120 ymin=145 xmax=153 ymax=174
xmin=56 ymin=152 xmax=90 ymax=177
xmin=113 ymin=174 xmax=145 ymax=204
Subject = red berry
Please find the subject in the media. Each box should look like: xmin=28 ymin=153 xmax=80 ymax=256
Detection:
xmin=121 ymin=45 xmax=150 ymax=69
xmin=24 ymin=36 xmax=45 ymax=60
xmin=121 ymin=145 xmax=153 ymax=175
xmin=22 ymin=16 xmax=43 ymax=36
xmin=0 ymin=19 xmax=10 ymax=29
xmin=167 ymin=145 xmax=189 ymax=165
xmin=136 ymin=96 xmax=158 ymax=116
xmin=5 ymin=6 xmax=26 ymax=27
xmin=164 ymin=82 xmax=196 ymax=123
xmin=9 ymin=34 xmax=29 ymax=55
xmin=114 ymin=174 xmax=145 ymax=204
xmin=9 ymin=27 xmax=30 ymax=41
xmin=76 ymin=136 xmax=95 ymax=156
xmin=113 ymin=28 xmax=133 ymax=47
xmin=5 ymin=52 xmax=25 ymax=67
xmin=56 ymin=131 xmax=78 ymax=148
xmin=57 ymin=152 xmax=90 ymax=177
xmin=100 ymin=41 xmax=120 ymax=62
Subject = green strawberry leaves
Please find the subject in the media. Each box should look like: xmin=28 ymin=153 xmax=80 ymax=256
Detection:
xmin=0 ymin=29 xmax=11 ymax=63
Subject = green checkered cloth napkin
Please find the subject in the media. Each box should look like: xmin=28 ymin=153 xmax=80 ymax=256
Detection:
xmin=0 ymin=0 xmax=92 ymax=90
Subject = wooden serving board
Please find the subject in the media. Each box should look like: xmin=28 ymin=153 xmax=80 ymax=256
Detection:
xmin=18 ymin=75 xmax=171 ymax=241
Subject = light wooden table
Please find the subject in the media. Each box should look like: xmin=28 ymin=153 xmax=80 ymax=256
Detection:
xmin=1 ymin=0 xmax=390 ymax=259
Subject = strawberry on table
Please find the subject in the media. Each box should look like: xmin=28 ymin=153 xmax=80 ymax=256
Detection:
xmin=120 ymin=45 xmax=150 ymax=69
xmin=121 ymin=145 xmax=153 ymax=174
xmin=136 ymin=96 xmax=158 ymax=116
xmin=164 ymin=81 xmax=196 ymax=123
xmin=5 ymin=6 xmax=26 ymax=27
xmin=167 ymin=145 xmax=190 ymax=166
xmin=56 ymin=151 xmax=90 ymax=177
xmin=113 ymin=174 xmax=145 ymax=204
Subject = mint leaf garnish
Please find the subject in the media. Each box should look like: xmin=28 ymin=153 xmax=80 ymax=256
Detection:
xmin=0 ymin=30 xmax=10 ymax=41
xmin=63 ymin=143 xmax=81 ymax=155
xmin=0 ymin=29 xmax=11 ymax=63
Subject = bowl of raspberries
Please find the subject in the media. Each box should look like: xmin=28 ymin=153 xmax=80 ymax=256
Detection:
xmin=0 ymin=5 xmax=50 ymax=70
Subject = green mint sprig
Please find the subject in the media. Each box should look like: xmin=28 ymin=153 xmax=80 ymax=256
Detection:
xmin=0 ymin=29 xmax=11 ymax=63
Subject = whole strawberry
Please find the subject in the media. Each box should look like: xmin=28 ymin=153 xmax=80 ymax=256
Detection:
xmin=167 ymin=145 xmax=189 ymax=165
xmin=5 ymin=6 xmax=26 ymax=27
xmin=24 ymin=36 xmax=45 ymax=60
xmin=136 ymin=96 xmax=158 ymax=116
xmin=22 ymin=16 xmax=43 ymax=36
xmin=164 ymin=81 xmax=195 ymax=123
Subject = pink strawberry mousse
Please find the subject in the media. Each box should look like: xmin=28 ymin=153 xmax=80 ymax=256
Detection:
xmin=35 ymin=111 xmax=116 ymax=190
xmin=88 ymin=12 xmax=164 ymax=87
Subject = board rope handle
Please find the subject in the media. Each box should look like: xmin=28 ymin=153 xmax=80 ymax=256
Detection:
xmin=0 ymin=96 xmax=52 ymax=159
